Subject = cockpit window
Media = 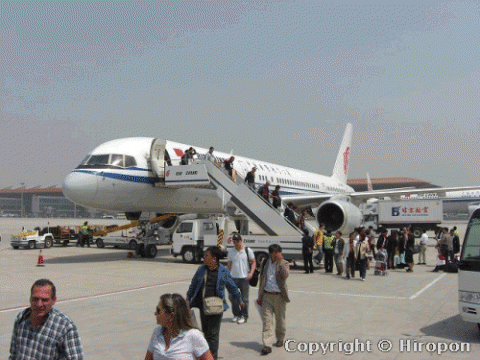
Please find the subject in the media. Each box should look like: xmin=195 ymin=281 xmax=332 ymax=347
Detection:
xmin=76 ymin=154 xmax=136 ymax=169
xmin=125 ymin=155 xmax=136 ymax=168
xmin=79 ymin=155 xmax=90 ymax=166
xmin=87 ymin=155 xmax=110 ymax=166
xmin=110 ymin=154 xmax=124 ymax=167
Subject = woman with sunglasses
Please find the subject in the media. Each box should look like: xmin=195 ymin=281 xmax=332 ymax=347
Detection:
xmin=145 ymin=293 xmax=213 ymax=360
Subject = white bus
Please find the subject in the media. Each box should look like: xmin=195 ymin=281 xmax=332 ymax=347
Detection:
xmin=458 ymin=208 xmax=480 ymax=332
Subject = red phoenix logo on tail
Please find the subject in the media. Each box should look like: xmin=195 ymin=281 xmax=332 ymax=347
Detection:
xmin=343 ymin=147 xmax=350 ymax=174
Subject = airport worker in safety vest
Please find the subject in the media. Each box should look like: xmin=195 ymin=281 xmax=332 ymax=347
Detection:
xmin=323 ymin=230 xmax=336 ymax=273
xmin=78 ymin=222 xmax=90 ymax=248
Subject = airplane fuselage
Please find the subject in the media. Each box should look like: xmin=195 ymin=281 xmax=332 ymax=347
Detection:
xmin=63 ymin=137 xmax=354 ymax=214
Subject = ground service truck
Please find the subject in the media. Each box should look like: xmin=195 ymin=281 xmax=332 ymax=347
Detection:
xmin=11 ymin=229 xmax=55 ymax=249
xmin=361 ymin=199 xmax=443 ymax=237
xmin=171 ymin=218 xmax=305 ymax=265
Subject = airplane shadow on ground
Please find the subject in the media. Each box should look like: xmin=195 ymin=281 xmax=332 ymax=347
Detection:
xmin=45 ymin=248 xmax=181 ymax=265
xmin=418 ymin=315 xmax=480 ymax=343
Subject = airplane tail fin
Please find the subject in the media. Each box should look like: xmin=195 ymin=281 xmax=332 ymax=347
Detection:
xmin=331 ymin=123 xmax=353 ymax=184
xmin=366 ymin=172 xmax=373 ymax=191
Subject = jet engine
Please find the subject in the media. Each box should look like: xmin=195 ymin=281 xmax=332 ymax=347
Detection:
xmin=160 ymin=215 xmax=179 ymax=231
xmin=314 ymin=198 xmax=363 ymax=234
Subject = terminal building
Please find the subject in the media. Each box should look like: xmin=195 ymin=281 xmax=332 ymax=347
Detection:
xmin=0 ymin=186 xmax=100 ymax=218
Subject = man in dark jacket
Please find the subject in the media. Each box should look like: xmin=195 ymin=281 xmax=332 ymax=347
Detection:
xmin=224 ymin=156 xmax=235 ymax=178
xmin=301 ymin=230 xmax=314 ymax=274
xmin=376 ymin=228 xmax=388 ymax=250
xmin=333 ymin=231 xmax=345 ymax=275
xmin=258 ymin=181 xmax=270 ymax=203
xmin=244 ymin=167 xmax=257 ymax=189
xmin=405 ymin=228 xmax=415 ymax=273
xmin=271 ymin=185 xmax=281 ymax=209
xmin=386 ymin=231 xmax=397 ymax=269
xmin=284 ymin=202 xmax=296 ymax=225
xmin=397 ymin=230 xmax=406 ymax=269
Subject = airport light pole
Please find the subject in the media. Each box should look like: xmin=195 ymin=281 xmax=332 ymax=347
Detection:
xmin=20 ymin=182 xmax=25 ymax=218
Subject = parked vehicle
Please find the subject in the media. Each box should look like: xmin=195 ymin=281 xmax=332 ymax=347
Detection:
xmin=171 ymin=219 xmax=218 ymax=263
xmin=49 ymin=226 xmax=79 ymax=246
xmin=11 ymin=228 xmax=54 ymax=249
xmin=361 ymin=199 xmax=443 ymax=237
xmin=458 ymin=207 xmax=480 ymax=333
xmin=92 ymin=215 xmax=174 ymax=258
xmin=171 ymin=218 xmax=303 ymax=265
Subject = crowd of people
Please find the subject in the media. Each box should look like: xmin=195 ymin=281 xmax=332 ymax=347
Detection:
xmin=301 ymin=224 xmax=462 ymax=279
xmin=9 ymin=239 xmax=290 ymax=359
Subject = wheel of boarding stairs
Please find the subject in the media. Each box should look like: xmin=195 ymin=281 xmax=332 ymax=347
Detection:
xmin=145 ymin=244 xmax=158 ymax=258
xmin=129 ymin=240 xmax=138 ymax=251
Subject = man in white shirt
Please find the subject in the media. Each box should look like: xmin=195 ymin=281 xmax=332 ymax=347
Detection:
xmin=227 ymin=233 xmax=256 ymax=324
xmin=418 ymin=229 xmax=429 ymax=265
xmin=205 ymin=147 xmax=215 ymax=163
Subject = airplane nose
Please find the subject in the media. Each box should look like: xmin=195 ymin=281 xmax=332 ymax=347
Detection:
xmin=62 ymin=171 xmax=98 ymax=206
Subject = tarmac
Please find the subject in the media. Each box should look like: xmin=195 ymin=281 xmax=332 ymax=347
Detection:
xmin=1 ymin=219 xmax=479 ymax=359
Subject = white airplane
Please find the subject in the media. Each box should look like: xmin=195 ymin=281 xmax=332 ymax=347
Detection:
xmin=62 ymin=123 xmax=480 ymax=233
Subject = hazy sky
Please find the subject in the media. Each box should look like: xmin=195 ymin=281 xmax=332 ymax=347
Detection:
xmin=1 ymin=0 xmax=479 ymax=188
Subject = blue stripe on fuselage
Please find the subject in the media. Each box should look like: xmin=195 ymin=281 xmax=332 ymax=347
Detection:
xmin=72 ymin=169 xmax=160 ymax=184
xmin=71 ymin=169 xmax=331 ymax=196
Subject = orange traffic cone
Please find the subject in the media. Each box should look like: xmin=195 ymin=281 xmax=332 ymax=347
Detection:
xmin=37 ymin=250 xmax=45 ymax=267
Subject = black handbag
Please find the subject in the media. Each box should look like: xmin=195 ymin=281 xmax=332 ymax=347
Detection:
xmin=250 ymin=268 xmax=259 ymax=287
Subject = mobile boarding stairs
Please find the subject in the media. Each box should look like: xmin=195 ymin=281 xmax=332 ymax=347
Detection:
xmin=160 ymin=160 xmax=316 ymax=237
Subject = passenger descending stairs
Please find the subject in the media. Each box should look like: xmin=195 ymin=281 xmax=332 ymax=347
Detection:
xmin=164 ymin=160 xmax=305 ymax=237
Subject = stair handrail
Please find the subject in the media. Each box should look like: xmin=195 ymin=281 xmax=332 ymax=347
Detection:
xmin=198 ymin=160 xmax=304 ymax=233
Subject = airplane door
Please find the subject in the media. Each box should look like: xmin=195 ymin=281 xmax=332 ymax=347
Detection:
xmin=151 ymin=138 xmax=167 ymax=179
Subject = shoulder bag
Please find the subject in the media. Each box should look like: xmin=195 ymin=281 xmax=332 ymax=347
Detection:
xmin=246 ymin=247 xmax=259 ymax=287
xmin=202 ymin=271 xmax=224 ymax=315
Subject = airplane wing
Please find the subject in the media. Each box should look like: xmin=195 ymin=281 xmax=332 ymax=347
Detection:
xmin=282 ymin=193 xmax=335 ymax=208
xmin=283 ymin=185 xmax=480 ymax=208
xmin=349 ymin=185 xmax=480 ymax=200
